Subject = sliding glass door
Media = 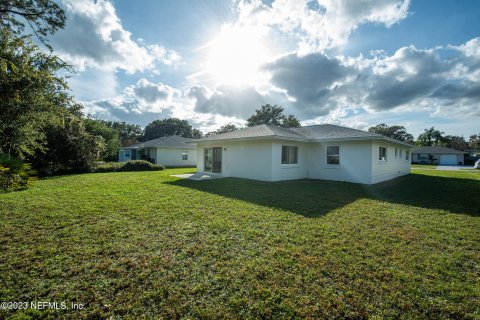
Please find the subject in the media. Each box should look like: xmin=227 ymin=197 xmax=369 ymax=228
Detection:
xmin=204 ymin=147 xmax=222 ymax=173
xmin=204 ymin=148 xmax=213 ymax=172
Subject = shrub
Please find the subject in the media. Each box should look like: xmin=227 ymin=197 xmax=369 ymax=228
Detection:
xmin=93 ymin=162 xmax=124 ymax=173
xmin=93 ymin=160 xmax=165 ymax=173
xmin=0 ymin=155 xmax=36 ymax=192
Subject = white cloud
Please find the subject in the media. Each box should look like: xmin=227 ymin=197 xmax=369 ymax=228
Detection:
xmin=236 ymin=0 xmax=410 ymax=52
xmin=52 ymin=0 xmax=181 ymax=73
xmin=263 ymin=40 xmax=480 ymax=119
xmin=187 ymin=85 xmax=266 ymax=118
xmin=84 ymin=78 xmax=181 ymax=120
xmin=126 ymin=79 xmax=180 ymax=104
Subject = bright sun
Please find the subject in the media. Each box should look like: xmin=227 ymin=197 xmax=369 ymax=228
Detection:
xmin=204 ymin=25 xmax=269 ymax=86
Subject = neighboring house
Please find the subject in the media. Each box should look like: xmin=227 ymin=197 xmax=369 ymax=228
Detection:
xmin=411 ymin=146 xmax=465 ymax=165
xmin=119 ymin=135 xmax=197 ymax=167
xmin=193 ymin=124 xmax=413 ymax=184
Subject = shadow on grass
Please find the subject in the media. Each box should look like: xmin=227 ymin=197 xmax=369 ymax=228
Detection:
xmin=167 ymin=173 xmax=480 ymax=217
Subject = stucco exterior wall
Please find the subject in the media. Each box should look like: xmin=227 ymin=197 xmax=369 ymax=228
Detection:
xmin=155 ymin=147 xmax=197 ymax=167
xmin=306 ymin=141 xmax=373 ymax=184
xmin=371 ymin=142 xmax=411 ymax=184
xmin=271 ymin=141 xmax=308 ymax=181
xmin=197 ymin=140 xmax=274 ymax=181
xmin=196 ymin=139 xmax=411 ymax=184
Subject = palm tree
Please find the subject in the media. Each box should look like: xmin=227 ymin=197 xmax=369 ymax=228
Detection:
xmin=417 ymin=127 xmax=445 ymax=146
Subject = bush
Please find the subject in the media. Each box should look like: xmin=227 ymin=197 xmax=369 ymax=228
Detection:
xmin=93 ymin=160 xmax=165 ymax=173
xmin=0 ymin=155 xmax=36 ymax=192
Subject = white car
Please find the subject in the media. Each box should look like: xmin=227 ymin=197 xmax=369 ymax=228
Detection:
xmin=475 ymin=159 xmax=480 ymax=169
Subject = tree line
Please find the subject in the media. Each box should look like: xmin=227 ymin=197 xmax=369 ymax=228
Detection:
xmin=368 ymin=124 xmax=479 ymax=151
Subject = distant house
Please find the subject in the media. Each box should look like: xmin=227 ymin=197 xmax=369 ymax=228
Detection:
xmin=193 ymin=124 xmax=413 ymax=184
xmin=411 ymin=146 xmax=465 ymax=165
xmin=119 ymin=135 xmax=197 ymax=167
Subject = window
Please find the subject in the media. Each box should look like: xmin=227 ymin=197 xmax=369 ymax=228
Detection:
xmin=399 ymin=149 xmax=403 ymax=159
xmin=281 ymin=145 xmax=298 ymax=164
xmin=395 ymin=148 xmax=398 ymax=158
xmin=406 ymin=150 xmax=410 ymax=160
xmin=327 ymin=146 xmax=340 ymax=165
xmin=124 ymin=150 xmax=131 ymax=158
xmin=182 ymin=152 xmax=188 ymax=160
xmin=379 ymin=147 xmax=387 ymax=161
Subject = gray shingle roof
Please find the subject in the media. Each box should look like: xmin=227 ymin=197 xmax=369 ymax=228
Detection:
xmin=412 ymin=146 xmax=465 ymax=154
xmin=291 ymin=124 xmax=382 ymax=140
xmin=195 ymin=124 xmax=305 ymax=142
xmin=125 ymin=135 xmax=196 ymax=149
xmin=195 ymin=123 xmax=412 ymax=146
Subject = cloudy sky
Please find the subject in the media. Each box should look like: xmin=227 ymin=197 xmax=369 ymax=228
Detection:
xmin=50 ymin=0 xmax=480 ymax=137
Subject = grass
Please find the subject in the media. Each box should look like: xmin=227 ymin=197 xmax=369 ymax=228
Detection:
xmin=411 ymin=164 xmax=438 ymax=169
xmin=0 ymin=168 xmax=479 ymax=319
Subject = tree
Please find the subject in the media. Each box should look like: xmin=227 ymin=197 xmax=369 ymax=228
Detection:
xmin=84 ymin=118 xmax=121 ymax=161
xmin=143 ymin=118 xmax=196 ymax=141
xmin=0 ymin=2 xmax=105 ymax=175
xmin=444 ymin=135 xmax=468 ymax=151
xmin=206 ymin=124 xmax=238 ymax=137
xmin=468 ymin=134 xmax=480 ymax=151
xmin=100 ymin=121 xmax=142 ymax=147
xmin=368 ymin=123 xmax=414 ymax=143
xmin=0 ymin=29 xmax=71 ymax=159
xmin=416 ymin=127 xmax=445 ymax=146
xmin=192 ymin=128 xmax=203 ymax=138
xmin=246 ymin=104 xmax=301 ymax=128
xmin=31 ymin=106 xmax=105 ymax=175
xmin=282 ymin=114 xmax=301 ymax=128
xmin=0 ymin=0 xmax=65 ymax=48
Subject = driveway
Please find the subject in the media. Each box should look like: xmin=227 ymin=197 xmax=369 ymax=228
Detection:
xmin=435 ymin=165 xmax=472 ymax=171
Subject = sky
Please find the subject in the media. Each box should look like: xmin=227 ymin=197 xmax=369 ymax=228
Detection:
xmin=48 ymin=0 xmax=480 ymax=137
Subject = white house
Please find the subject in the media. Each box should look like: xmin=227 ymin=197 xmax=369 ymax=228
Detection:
xmin=411 ymin=146 xmax=465 ymax=165
xmin=119 ymin=135 xmax=197 ymax=167
xmin=193 ymin=124 xmax=413 ymax=184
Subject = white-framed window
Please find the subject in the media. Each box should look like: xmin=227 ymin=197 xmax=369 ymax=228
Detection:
xmin=281 ymin=145 xmax=298 ymax=164
xmin=379 ymin=147 xmax=387 ymax=161
xmin=326 ymin=146 xmax=340 ymax=165
xmin=395 ymin=148 xmax=398 ymax=158
xmin=406 ymin=150 xmax=410 ymax=161
xmin=182 ymin=152 xmax=188 ymax=160
xmin=124 ymin=150 xmax=131 ymax=158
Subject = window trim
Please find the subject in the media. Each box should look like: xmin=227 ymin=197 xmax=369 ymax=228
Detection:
xmin=326 ymin=145 xmax=340 ymax=165
xmin=379 ymin=146 xmax=387 ymax=161
xmin=281 ymin=145 xmax=298 ymax=165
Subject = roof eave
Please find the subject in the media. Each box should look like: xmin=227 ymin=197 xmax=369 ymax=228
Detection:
xmin=309 ymin=136 xmax=414 ymax=147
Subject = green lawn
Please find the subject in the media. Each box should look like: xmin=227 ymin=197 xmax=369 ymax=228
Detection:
xmin=1 ymin=169 xmax=479 ymax=319
xmin=411 ymin=164 xmax=438 ymax=169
